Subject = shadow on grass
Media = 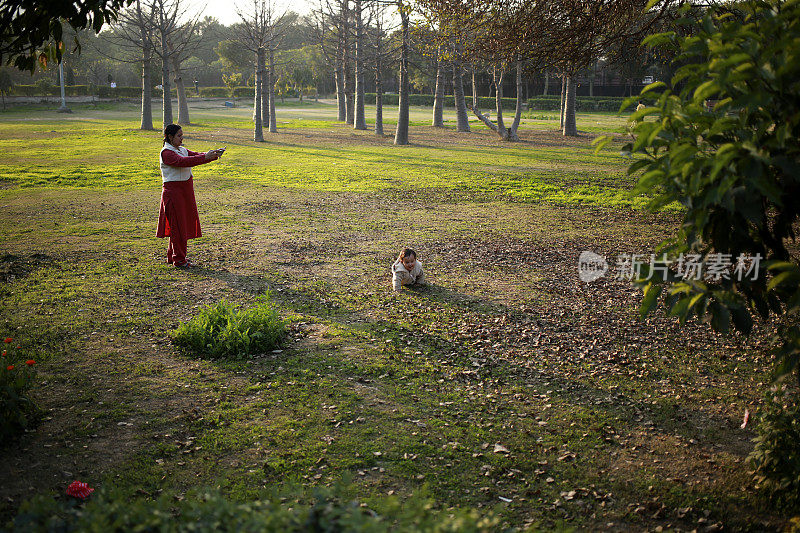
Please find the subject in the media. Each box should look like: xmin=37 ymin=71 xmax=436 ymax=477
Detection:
xmin=180 ymin=265 xmax=748 ymax=459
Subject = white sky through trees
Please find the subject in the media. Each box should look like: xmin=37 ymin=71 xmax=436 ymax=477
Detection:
xmin=189 ymin=0 xmax=315 ymax=25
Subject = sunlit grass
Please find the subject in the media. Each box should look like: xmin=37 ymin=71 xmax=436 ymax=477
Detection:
xmin=0 ymin=100 xmax=644 ymax=208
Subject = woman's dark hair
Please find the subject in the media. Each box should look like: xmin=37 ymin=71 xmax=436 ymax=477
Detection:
xmin=399 ymin=248 xmax=416 ymax=261
xmin=163 ymin=124 xmax=181 ymax=144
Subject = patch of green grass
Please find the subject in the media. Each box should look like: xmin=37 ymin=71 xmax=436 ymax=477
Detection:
xmin=173 ymin=296 xmax=286 ymax=360
xmin=0 ymin=102 xmax=646 ymax=210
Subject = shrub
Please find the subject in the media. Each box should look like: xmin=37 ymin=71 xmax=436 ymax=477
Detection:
xmin=33 ymin=79 xmax=55 ymax=96
xmin=0 ymin=337 xmax=40 ymax=443
xmin=199 ymin=87 xmax=229 ymax=98
xmin=172 ymin=295 xmax=285 ymax=360
xmin=527 ymin=96 xmax=633 ymax=112
xmin=11 ymin=485 xmax=499 ymax=532
xmin=600 ymin=0 xmax=800 ymax=380
xmin=11 ymin=85 xmax=36 ymax=96
xmin=750 ymin=387 xmax=800 ymax=509
xmin=66 ymin=85 xmax=89 ymax=96
xmin=593 ymin=0 xmax=800 ymax=505
xmin=233 ymin=86 xmax=255 ymax=98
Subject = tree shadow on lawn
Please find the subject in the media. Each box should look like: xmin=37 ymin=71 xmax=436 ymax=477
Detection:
xmin=158 ymin=262 xmax=772 ymax=527
xmin=188 ymin=265 xmax=274 ymax=295
xmin=188 ymin=266 xmax=753 ymax=463
xmin=402 ymin=282 xmax=513 ymax=317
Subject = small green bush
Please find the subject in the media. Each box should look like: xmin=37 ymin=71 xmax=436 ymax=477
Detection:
xmin=233 ymin=86 xmax=255 ymax=98
xmin=172 ymin=296 xmax=285 ymax=360
xmin=199 ymin=87 xmax=229 ymax=97
xmin=750 ymin=387 xmax=800 ymax=509
xmin=33 ymin=79 xmax=56 ymax=96
xmin=0 ymin=337 xmax=40 ymax=443
xmin=11 ymin=486 xmax=499 ymax=532
xmin=526 ymin=96 xmax=633 ymax=112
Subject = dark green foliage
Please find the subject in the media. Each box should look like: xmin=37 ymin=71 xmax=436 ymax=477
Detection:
xmin=233 ymin=86 xmax=256 ymax=98
xmin=10 ymin=486 xmax=499 ymax=532
xmin=362 ymin=93 xmax=632 ymax=112
xmin=750 ymin=389 xmax=800 ymax=508
xmin=595 ymin=0 xmax=800 ymax=507
xmin=0 ymin=0 xmax=134 ymax=72
xmin=199 ymin=87 xmax=230 ymax=98
xmin=0 ymin=340 xmax=40 ymax=443
xmin=597 ymin=0 xmax=800 ymax=380
xmin=172 ymin=296 xmax=286 ymax=360
xmin=527 ymin=96 xmax=635 ymax=112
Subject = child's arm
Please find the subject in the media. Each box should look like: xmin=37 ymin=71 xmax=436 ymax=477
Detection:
xmin=392 ymin=262 xmax=406 ymax=291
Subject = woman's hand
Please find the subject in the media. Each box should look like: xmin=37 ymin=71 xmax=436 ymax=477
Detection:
xmin=204 ymin=150 xmax=219 ymax=162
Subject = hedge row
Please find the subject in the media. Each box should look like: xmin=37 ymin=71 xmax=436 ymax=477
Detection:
xmin=363 ymin=93 xmax=522 ymax=109
xmin=6 ymin=85 xmax=634 ymax=111
xmin=10 ymin=85 xmax=171 ymax=98
xmin=361 ymin=93 xmax=633 ymax=112
xmin=200 ymin=87 xmax=229 ymax=97
xmin=11 ymin=487 xmax=498 ymax=532
xmin=527 ymin=96 xmax=635 ymax=112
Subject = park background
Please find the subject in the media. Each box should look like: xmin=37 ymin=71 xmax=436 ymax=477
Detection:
xmin=1 ymin=0 xmax=798 ymax=531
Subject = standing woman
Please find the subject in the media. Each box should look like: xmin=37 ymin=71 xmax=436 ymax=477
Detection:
xmin=156 ymin=124 xmax=224 ymax=268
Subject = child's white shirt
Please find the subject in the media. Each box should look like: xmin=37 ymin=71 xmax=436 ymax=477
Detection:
xmin=392 ymin=259 xmax=424 ymax=290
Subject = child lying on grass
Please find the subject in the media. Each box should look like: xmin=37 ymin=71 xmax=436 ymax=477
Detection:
xmin=392 ymin=248 xmax=427 ymax=291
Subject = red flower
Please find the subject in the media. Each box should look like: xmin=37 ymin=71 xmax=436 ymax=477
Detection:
xmin=26 ymin=360 xmax=35 ymax=366
xmin=3 ymin=337 xmax=11 ymax=343
xmin=6 ymin=365 xmax=13 ymax=371
xmin=1 ymin=350 xmax=5 ymax=356
xmin=66 ymin=480 xmax=94 ymax=500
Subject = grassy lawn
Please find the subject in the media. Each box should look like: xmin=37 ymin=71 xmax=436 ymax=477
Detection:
xmin=0 ymin=99 xmax=784 ymax=530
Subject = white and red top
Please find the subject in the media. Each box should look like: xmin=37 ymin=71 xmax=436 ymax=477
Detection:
xmin=160 ymin=143 xmax=211 ymax=182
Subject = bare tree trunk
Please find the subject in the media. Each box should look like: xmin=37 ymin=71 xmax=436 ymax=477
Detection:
xmin=432 ymin=46 xmax=444 ymax=127
xmin=494 ymin=67 xmax=506 ymax=139
xmin=140 ymin=47 xmax=154 ymax=130
xmin=453 ymin=59 xmax=470 ymax=132
xmin=343 ymin=0 xmax=354 ymax=125
xmin=471 ymin=63 xmax=478 ymax=108
xmin=559 ymin=75 xmax=566 ymax=129
xmin=261 ymin=53 xmax=268 ymax=126
xmin=353 ymin=0 xmax=366 ymax=130
xmin=543 ymin=70 xmax=549 ymax=96
xmin=161 ymin=38 xmax=173 ymax=127
xmin=375 ymin=52 xmax=384 ymax=135
xmin=509 ymin=61 xmax=523 ymax=141
xmin=589 ymin=61 xmax=595 ymax=97
xmin=135 ymin=0 xmax=154 ymax=130
xmin=171 ymin=52 xmax=190 ymax=124
xmin=254 ymin=48 xmax=264 ymax=142
xmin=563 ymin=74 xmax=577 ymax=136
xmin=268 ymin=49 xmax=277 ymax=133
xmin=335 ymin=62 xmax=345 ymax=121
xmin=394 ymin=4 xmax=409 ymax=145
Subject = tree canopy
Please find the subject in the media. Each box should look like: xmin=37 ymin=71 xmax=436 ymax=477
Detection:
xmin=1 ymin=0 xmax=134 ymax=72
xmin=607 ymin=0 xmax=800 ymax=383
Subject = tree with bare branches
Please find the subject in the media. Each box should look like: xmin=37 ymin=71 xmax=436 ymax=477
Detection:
xmin=103 ymin=0 xmax=157 ymax=130
xmin=148 ymin=0 xmax=202 ymax=127
xmin=394 ymin=0 xmax=411 ymax=145
xmin=311 ymin=0 xmax=347 ymax=121
xmin=234 ymin=0 xmax=272 ymax=141
xmin=353 ymin=0 xmax=368 ymax=130
xmin=416 ymin=0 xmax=677 ymax=137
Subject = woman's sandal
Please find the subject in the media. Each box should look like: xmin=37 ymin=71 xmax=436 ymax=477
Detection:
xmin=175 ymin=260 xmax=197 ymax=269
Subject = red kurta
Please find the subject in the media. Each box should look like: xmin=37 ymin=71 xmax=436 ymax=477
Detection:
xmin=156 ymin=148 xmax=210 ymax=265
